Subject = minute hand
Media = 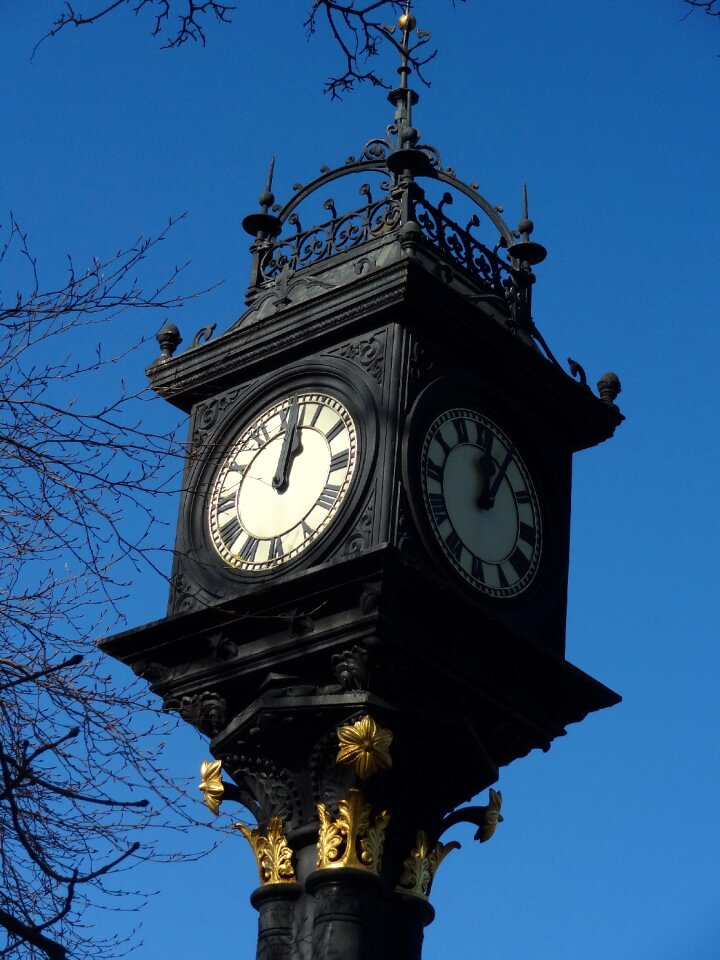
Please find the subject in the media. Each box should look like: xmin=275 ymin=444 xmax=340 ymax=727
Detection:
xmin=486 ymin=447 xmax=515 ymax=503
xmin=272 ymin=397 xmax=300 ymax=490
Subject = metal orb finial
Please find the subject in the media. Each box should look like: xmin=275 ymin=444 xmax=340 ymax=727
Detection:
xmin=399 ymin=10 xmax=416 ymax=32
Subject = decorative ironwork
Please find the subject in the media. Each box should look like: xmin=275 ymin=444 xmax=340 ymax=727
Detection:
xmin=260 ymin=196 xmax=400 ymax=281
xmin=199 ymin=759 xmax=224 ymax=815
xmin=438 ymin=788 xmax=504 ymax=843
xmin=235 ymin=817 xmax=297 ymax=885
xmin=413 ymin=194 xmax=513 ymax=293
xmin=316 ymin=789 xmax=391 ymax=873
xmin=336 ymin=715 xmax=393 ymax=780
xmin=395 ymin=830 xmax=460 ymax=900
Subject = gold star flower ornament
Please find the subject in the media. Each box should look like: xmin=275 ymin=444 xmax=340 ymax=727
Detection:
xmin=336 ymin=715 xmax=393 ymax=779
xmin=199 ymin=759 xmax=225 ymax=815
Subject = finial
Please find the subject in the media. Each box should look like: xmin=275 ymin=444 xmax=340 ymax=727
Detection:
xmin=384 ymin=1 xmax=432 ymax=164
xmin=507 ymin=184 xmax=547 ymax=267
xmin=258 ymin=156 xmax=275 ymax=212
xmin=398 ymin=1 xmax=417 ymax=51
xmin=155 ymin=322 xmax=182 ymax=362
xmin=242 ymin=157 xmax=281 ymax=240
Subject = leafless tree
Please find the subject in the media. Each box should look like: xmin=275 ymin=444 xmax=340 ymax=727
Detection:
xmin=0 ymin=214 xmax=202 ymax=960
xmin=39 ymin=1 xmax=448 ymax=94
xmin=684 ymin=0 xmax=719 ymax=12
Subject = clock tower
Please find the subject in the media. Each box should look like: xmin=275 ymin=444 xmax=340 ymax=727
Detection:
xmin=102 ymin=11 xmax=623 ymax=959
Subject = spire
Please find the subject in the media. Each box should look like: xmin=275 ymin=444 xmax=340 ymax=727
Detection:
xmin=506 ymin=184 xmax=547 ymax=266
xmin=384 ymin=1 xmax=432 ymax=153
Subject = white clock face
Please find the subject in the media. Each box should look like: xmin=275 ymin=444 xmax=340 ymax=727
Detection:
xmin=421 ymin=409 xmax=542 ymax=597
xmin=208 ymin=393 xmax=357 ymax=570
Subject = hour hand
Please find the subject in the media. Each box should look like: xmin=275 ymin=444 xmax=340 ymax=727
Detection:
xmin=476 ymin=452 xmax=496 ymax=510
xmin=272 ymin=397 xmax=300 ymax=490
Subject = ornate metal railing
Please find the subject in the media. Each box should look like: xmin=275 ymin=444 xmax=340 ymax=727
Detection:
xmin=259 ymin=195 xmax=401 ymax=282
xmin=411 ymin=193 xmax=513 ymax=294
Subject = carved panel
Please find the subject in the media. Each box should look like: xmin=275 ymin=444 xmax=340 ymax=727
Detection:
xmin=328 ymin=331 xmax=386 ymax=385
xmin=225 ymin=753 xmax=304 ymax=831
xmin=342 ymin=485 xmax=376 ymax=558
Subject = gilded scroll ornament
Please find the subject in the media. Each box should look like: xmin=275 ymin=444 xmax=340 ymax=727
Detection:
xmin=316 ymin=788 xmax=391 ymax=873
xmin=235 ymin=817 xmax=297 ymax=885
xmin=335 ymin=714 xmax=393 ymax=779
xmin=199 ymin=759 xmax=225 ymax=815
xmin=395 ymin=830 xmax=461 ymax=900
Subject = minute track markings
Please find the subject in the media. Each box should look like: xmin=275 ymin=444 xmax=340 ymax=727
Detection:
xmin=207 ymin=392 xmax=358 ymax=571
xmin=421 ymin=407 xmax=541 ymax=597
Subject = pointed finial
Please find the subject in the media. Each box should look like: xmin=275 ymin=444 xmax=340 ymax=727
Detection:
xmin=258 ymin=156 xmax=275 ymax=213
xmin=242 ymin=156 xmax=281 ymax=239
xmin=518 ymin=183 xmax=533 ymax=239
xmin=507 ymin=183 xmax=547 ymax=266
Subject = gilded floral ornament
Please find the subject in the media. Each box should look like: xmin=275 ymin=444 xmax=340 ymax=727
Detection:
xmin=199 ymin=759 xmax=224 ymax=815
xmin=335 ymin=714 xmax=393 ymax=779
xmin=395 ymin=830 xmax=461 ymax=900
xmin=235 ymin=817 xmax=297 ymax=885
xmin=316 ymin=788 xmax=391 ymax=873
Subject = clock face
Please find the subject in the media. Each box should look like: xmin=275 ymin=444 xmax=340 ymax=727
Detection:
xmin=421 ymin=408 xmax=542 ymax=598
xmin=207 ymin=393 xmax=357 ymax=571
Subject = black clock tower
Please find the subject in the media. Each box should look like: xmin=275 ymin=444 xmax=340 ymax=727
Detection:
xmin=102 ymin=11 xmax=623 ymax=959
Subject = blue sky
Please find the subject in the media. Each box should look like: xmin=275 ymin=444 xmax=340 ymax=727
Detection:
xmin=2 ymin=1 xmax=720 ymax=958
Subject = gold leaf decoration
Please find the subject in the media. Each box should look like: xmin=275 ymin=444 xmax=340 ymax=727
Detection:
xmin=316 ymin=788 xmax=391 ymax=873
xmin=198 ymin=759 xmax=224 ymax=815
xmin=395 ymin=830 xmax=461 ymax=900
xmin=235 ymin=817 xmax=297 ymax=885
xmin=336 ymin=714 xmax=393 ymax=779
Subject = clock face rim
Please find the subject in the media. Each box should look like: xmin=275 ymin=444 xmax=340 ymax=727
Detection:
xmin=206 ymin=391 xmax=359 ymax=573
xmin=420 ymin=406 xmax=543 ymax=599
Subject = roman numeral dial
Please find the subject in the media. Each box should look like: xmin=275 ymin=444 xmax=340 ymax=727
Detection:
xmin=207 ymin=393 xmax=357 ymax=571
xmin=420 ymin=408 xmax=542 ymax=598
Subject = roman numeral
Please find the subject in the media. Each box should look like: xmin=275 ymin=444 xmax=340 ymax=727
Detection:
xmin=228 ymin=461 xmax=248 ymax=476
xmin=220 ymin=516 xmax=242 ymax=546
xmin=310 ymin=404 xmax=323 ymax=427
xmin=216 ymin=491 xmax=236 ymax=514
xmin=248 ymin=424 xmax=270 ymax=448
xmin=301 ymin=520 xmax=313 ymax=540
xmin=239 ymin=536 xmax=259 ymax=563
xmin=454 ymin=418 xmax=469 ymax=443
xmin=329 ymin=449 xmax=350 ymax=473
xmin=428 ymin=493 xmax=448 ymax=525
xmin=445 ymin=528 xmax=463 ymax=561
xmin=317 ymin=483 xmax=340 ymax=510
xmin=518 ymin=522 xmax=536 ymax=547
xmin=515 ymin=489 xmax=531 ymax=504
xmin=269 ymin=536 xmax=284 ymax=561
xmin=434 ymin=429 xmax=452 ymax=457
xmin=426 ymin=459 xmax=444 ymax=483
xmin=325 ymin=419 xmax=344 ymax=443
xmin=508 ymin=547 xmax=531 ymax=579
xmin=471 ymin=555 xmax=485 ymax=583
xmin=497 ymin=565 xmax=509 ymax=589
xmin=475 ymin=422 xmax=494 ymax=455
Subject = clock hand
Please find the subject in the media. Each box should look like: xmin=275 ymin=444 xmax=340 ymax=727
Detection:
xmin=272 ymin=396 xmax=300 ymax=490
xmin=475 ymin=451 xmax=496 ymax=510
xmin=486 ymin=447 xmax=515 ymax=503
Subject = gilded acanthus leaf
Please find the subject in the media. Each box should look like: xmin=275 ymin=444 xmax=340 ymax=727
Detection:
xmin=336 ymin=714 xmax=393 ymax=779
xmin=198 ymin=759 xmax=224 ymax=815
xmin=396 ymin=830 xmax=461 ymax=900
xmin=235 ymin=817 xmax=297 ymax=885
xmin=316 ymin=788 xmax=390 ymax=873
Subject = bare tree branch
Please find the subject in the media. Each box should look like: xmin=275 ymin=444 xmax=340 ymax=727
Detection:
xmin=0 ymin=215 xmax=210 ymax=959
xmin=684 ymin=0 xmax=720 ymax=13
xmin=36 ymin=1 xmax=452 ymax=92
